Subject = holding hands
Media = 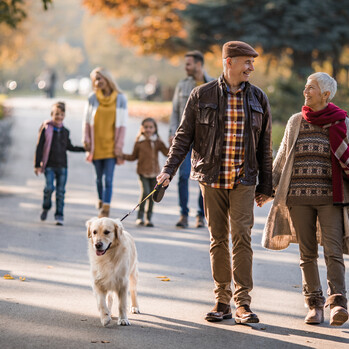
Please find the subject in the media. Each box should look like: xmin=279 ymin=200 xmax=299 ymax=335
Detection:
xmin=34 ymin=167 xmax=42 ymax=176
xmin=255 ymin=193 xmax=273 ymax=207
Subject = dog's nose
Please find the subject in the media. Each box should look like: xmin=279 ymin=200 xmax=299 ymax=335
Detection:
xmin=95 ymin=242 xmax=103 ymax=249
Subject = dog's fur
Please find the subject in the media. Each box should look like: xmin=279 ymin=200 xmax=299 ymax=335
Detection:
xmin=86 ymin=217 xmax=140 ymax=326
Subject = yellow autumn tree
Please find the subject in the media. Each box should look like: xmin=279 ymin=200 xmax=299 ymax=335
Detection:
xmin=82 ymin=0 xmax=193 ymax=56
xmin=0 ymin=23 xmax=26 ymax=70
xmin=0 ymin=0 xmax=85 ymax=89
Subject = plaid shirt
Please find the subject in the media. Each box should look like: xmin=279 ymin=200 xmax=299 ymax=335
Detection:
xmin=210 ymin=83 xmax=245 ymax=189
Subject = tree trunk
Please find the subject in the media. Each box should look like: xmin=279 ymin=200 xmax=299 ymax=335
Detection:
xmin=292 ymin=51 xmax=313 ymax=79
xmin=332 ymin=53 xmax=341 ymax=80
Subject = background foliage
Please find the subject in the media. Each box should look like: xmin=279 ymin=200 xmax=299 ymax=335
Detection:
xmin=186 ymin=0 xmax=349 ymax=79
xmin=1 ymin=0 xmax=349 ymax=151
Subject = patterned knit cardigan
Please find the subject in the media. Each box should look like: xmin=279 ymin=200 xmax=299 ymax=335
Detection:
xmin=82 ymin=92 xmax=128 ymax=157
xmin=262 ymin=112 xmax=349 ymax=254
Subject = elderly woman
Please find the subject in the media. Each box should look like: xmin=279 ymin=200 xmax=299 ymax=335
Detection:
xmin=83 ymin=67 xmax=128 ymax=218
xmin=257 ymin=72 xmax=349 ymax=326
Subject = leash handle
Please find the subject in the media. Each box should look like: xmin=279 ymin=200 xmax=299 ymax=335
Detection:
xmin=152 ymin=182 xmax=168 ymax=203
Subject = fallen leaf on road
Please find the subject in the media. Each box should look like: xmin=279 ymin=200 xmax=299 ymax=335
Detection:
xmin=19 ymin=277 xmax=26 ymax=281
xmin=101 ymin=341 xmax=110 ymax=343
xmin=91 ymin=341 xmax=98 ymax=343
xmin=260 ymin=327 xmax=266 ymax=330
xmin=156 ymin=276 xmax=171 ymax=281
xmin=292 ymin=285 xmax=301 ymax=288
xmin=3 ymin=274 xmax=14 ymax=280
xmin=80 ymin=319 xmax=87 ymax=321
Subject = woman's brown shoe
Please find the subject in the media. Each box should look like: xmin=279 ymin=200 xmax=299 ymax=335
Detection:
xmin=98 ymin=203 xmax=110 ymax=218
xmin=305 ymin=307 xmax=324 ymax=324
xmin=330 ymin=306 xmax=348 ymax=326
xmin=325 ymin=294 xmax=348 ymax=326
xmin=305 ymin=296 xmax=325 ymax=325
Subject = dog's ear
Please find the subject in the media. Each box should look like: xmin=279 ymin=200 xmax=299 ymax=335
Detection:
xmin=86 ymin=217 xmax=98 ymax=238
xmin=113 ymin=219 xmax=123 ymax=240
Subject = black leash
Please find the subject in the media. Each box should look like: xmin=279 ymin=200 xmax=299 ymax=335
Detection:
xmin=120 ymin=188 xmax=157 ymax=222
xmin=120 ymin=183 xmax=168 ymax=222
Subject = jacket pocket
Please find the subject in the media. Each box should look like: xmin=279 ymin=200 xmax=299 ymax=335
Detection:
xmin=198 ymin=102 xmax=217 ymax=126
xmin=251 ymin=104 xmax=263 ymax=131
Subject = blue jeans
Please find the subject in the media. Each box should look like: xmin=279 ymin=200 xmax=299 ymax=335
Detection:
xmin=178 ymin=150 xmax=204 ymax=217
xmin=92 ymin=158 xmax=116 ymax=204
xmin=43 ymin=167 xmax=67 ymax=218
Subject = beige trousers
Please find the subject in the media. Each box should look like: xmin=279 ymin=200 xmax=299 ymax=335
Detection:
xmin=288 ymin=204 xmax=346 ymax=300
xmin=200 ymin=183 xmax=255 ymax=307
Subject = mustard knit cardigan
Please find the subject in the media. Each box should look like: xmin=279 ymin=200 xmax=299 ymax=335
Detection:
xmin=82 ymin=92 xmax=128 ymax=158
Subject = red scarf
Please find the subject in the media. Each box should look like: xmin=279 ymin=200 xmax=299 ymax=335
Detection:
xmin=302 ymin=103 xmax=349 ymax=204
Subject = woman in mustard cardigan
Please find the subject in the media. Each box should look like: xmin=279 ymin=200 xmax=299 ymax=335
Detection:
xmin=83 ymin=67 xmax=128 ymax=217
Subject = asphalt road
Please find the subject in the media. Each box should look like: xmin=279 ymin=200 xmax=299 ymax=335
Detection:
xmin=0 ymin=97 xmax=348 ymax=349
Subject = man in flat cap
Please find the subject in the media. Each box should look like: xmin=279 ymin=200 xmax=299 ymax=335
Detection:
xmin=157 ymin=41 xmax=272 ymax=323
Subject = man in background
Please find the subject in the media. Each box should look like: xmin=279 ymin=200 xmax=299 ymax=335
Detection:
xmin=169 ymin=50 xmax=213 ymax=228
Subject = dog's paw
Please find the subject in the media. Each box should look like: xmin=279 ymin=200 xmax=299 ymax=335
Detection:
xmin=131 ymin=307 xmax=140 ymax=314
xmin=117 ymin=318 xmax=131 ymax=326
xmin=101 ymin=315 xmax=112 ymax=327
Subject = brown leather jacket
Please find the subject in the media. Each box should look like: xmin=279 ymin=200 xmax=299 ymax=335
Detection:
xmin=162 ymin=75 xmax=273 ymax=196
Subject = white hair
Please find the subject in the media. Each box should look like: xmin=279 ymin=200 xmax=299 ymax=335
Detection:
xmin=222 ymin=57 xmax=237 ymax=73
xmin=308 ymin=72 xmax=337 ymax=101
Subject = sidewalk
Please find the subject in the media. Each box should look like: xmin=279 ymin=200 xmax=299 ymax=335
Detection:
xmin=0 ymin=97 xmax=348 ymax=349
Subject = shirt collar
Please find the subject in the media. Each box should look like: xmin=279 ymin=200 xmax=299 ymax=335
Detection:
xmin=221 ymin=76 xmax=245 ymax=95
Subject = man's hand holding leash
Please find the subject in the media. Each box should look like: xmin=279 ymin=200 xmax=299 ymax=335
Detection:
xmin=156 ymin=172 xmax=170 ymax=188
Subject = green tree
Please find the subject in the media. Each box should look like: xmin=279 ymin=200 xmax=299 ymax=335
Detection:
xmin=0 ymin=0 xmax=52 ymax=28
xmin=185 ymin=0 xmax=349 ymax=79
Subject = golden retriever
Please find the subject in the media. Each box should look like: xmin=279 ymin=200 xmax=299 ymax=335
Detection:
xmin=86 ymin=217 xmax=140 ymax=326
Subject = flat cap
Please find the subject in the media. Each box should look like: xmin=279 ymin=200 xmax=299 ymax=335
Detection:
xmin=222 ymin=41 xmax=258 ymax=59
